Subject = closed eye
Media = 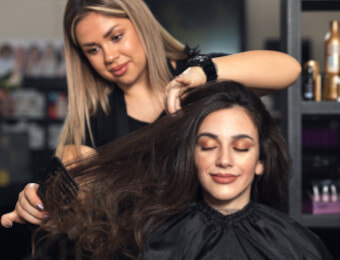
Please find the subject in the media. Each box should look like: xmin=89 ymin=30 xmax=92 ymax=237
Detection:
xmin=201 ymin=146 xmax=217 ymax=151
xmin=234 ymin=147 xmax=249 ymax=152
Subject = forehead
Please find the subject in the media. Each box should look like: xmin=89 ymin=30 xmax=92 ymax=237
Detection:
xmin=75 ymin=12 xmax=132 ymax=40
xmin=198 ymin=107 xmax=258 ymax=138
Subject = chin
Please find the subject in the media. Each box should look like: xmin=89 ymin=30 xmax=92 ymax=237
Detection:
xmin=205 ymin=190 xmax=234 ymax=204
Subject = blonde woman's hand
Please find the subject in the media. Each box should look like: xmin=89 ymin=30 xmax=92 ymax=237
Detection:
xmin=1 ymin=183 xmax=47 ymax=227
xmin=164 ymin=66 xmax=207 ymax=114
xmin=0 ymin=145 xmax=96 ymax=228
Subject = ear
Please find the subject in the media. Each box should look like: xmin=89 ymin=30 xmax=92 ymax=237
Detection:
xmin=255 ymin=160 xmax=264 ymax=176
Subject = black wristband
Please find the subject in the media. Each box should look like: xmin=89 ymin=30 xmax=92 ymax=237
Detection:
xmin=187 ymin=54 xmax=217 ymax=82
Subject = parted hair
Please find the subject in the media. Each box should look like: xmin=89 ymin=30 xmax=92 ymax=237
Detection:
xmin=36 ymin=81 xmax=291 ymax=259
xmin=56 ymin=0 xmax=187 ymax=157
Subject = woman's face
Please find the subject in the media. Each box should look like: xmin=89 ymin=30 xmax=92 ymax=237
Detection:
xmin=195 ymin=107 xmax=264 ymax=210
xmin=75 ymin=12 xmax=148 ymax=89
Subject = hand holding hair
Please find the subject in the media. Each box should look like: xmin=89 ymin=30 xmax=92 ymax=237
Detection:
xmin=0 ymin=145 xmax=96 ymax=228
xmin=164 ymin=66 xmax=207 ymax=114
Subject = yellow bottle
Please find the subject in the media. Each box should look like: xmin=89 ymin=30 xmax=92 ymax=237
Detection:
xmin=324 ymin=20 xmax=340 ymax=75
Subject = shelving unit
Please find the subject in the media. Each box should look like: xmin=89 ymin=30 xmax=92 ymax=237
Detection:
xmin=1 ymin=77 xmax=67 ymax=179
xmin=280 ymin=0 xmax=340 ymax=228
xmin=302 ymin=101 xmax=340 ymax=114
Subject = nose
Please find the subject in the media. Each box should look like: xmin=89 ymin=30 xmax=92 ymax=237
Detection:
xmin=103 ymin=45 xmax=119 ymax=64
xmin=216 ymin=148 xmax=233 ymax=168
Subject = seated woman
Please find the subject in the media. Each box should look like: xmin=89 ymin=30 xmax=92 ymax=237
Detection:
xmin=35 ymin=81 xmax=333 ymax=260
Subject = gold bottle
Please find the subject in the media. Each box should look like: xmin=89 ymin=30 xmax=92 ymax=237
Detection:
xmin=324 ymin=20 xmax=340 ymax=75
xmin=303 ymin=60 xmax=321 ymax=101
xmin=323 ymin=74 xmax=339 ymax=101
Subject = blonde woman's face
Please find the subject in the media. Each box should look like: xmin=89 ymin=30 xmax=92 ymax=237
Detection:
xmin=75 ymin=12 xmax=148 ymax=89
xmin=195 ymin=107 xmax=264 ymax=211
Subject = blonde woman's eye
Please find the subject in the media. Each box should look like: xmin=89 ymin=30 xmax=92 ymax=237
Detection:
xmin=112 ymin=34 xmax=123 ymax=42
xmin=86 ymin=47 xmax=99 ymax=55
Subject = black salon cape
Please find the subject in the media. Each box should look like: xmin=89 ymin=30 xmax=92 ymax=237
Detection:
xmin=143 ymin=201 xmax=333 ymax=260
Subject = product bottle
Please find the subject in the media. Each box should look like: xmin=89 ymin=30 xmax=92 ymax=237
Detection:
xmin=303 ymin=62 xmax=314 ymax=100
xmin=324 ymin=20 xmax=340 ymax=75
xmin=303 ymin=60 xmax=321 ymax=101
xmin=323 ymin=74 xmax=339 ymax=100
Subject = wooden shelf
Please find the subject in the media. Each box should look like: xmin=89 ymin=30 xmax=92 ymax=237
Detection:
xmin=301 ymin=101 xmax=340 ymax=114
xmin=301 ymin=214 xmax=340 ymax=227
xmin=302 ymin=0 xmax=340 ymax=11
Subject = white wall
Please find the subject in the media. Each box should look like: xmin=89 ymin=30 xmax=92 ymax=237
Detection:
xmin=246 ymin=0 xmax=280 ymax=50
xmin=0 ymin=0 xmax=66 ymax=42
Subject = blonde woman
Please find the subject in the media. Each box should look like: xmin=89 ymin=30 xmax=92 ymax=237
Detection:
xmin=1 ymin=0 xmax=300 ymax=228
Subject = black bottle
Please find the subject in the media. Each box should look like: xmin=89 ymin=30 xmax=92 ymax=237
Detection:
xmin=303 ymin=64 xmax=315 ymax=101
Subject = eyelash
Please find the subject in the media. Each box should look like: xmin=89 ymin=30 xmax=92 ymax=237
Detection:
xmin=112 ymin=34 xmax=123 ymax=42
xmin=86 ymin=47 xmax=99 ymax=55
xmin=234 ymin=147 xmax=249 ymax=152
xmin=200 ymin=147 xmax=249 ymax=152
xmin=201 ymin=147 xmax=216 ymax=151
xmin=85 ymin=34 xmax=123 ymax=55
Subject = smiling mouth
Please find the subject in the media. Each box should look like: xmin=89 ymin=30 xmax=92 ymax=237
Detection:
xmin=110 ymin=62 xmax=129 ymax=76
xmin=210 ymin=174 xmax=239 ymax=184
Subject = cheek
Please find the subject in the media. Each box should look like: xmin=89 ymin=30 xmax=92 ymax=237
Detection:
xmin=194 ymin=150 xmax=214 ymax=177
xmin=130 ymin=38 xmax=147 ymax=61
xmin=86 ymin=56 xmax=103 ymax=70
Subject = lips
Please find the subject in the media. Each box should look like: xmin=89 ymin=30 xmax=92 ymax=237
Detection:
xmin=210 ymin=173 xmax=239 ymax=184
xmin=110 ymin=62 xmax=129 ymax=76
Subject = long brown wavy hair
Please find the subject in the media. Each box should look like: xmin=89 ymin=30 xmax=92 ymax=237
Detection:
xmin=35 ymin=81 xmax=291 ymax=259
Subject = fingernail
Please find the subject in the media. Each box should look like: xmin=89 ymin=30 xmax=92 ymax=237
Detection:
xmin=5 ymin=222 xmax=12 ymax=228
xmin=43 ymin=214 xmax=49 ymax=220
xmin=36 ymin=204 xmax=44 ymax=211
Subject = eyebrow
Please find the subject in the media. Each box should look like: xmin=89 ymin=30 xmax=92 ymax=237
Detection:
xmin=196 ymin=133 xmax=254 ymax=142
xmin=82 ymin=25 xmax=119 ymax=47
xmin=196 ymin=133 xmax=218 ymax=140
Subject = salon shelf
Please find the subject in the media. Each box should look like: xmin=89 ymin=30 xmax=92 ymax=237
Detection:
xmin=22 ymin=77 xmax=67 ymax=90
xmin=2 ymin=118 xmax=65 ymax=123
xmin=301 ymin=101 xmax=340 ymax=114
xmin=302 ymin=0 xmax=340 ymax=11
xmin=281 ymin=0 xmax=340 ymax=232
xmin=301 ymin=214 xmax=340 ymax=228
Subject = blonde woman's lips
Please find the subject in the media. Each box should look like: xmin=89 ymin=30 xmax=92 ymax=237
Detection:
xmin=111 ymin=62 xmax=129 ymax=76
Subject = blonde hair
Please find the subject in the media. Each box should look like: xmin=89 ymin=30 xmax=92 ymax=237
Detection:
xmin=56 ymin=0 xmax=187 ymax=157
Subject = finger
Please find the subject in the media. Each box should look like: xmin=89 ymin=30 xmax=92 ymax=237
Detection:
xmin=175 ymin=75 xmax=191 ymax=86
xmin=18 ymin=192 xmax=46 ymax=221
xmin=15 ymin=201 xmax=45 ymax=225
xmin=165 ymin=85 xmax=181 ymax=114
xmin=1 ymin=211 xmax=25 ymax=228
xmin=23 ymin=183 xmax=44 ymax=211
xmin=175 ymin=94 xmax=182 ymax=112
